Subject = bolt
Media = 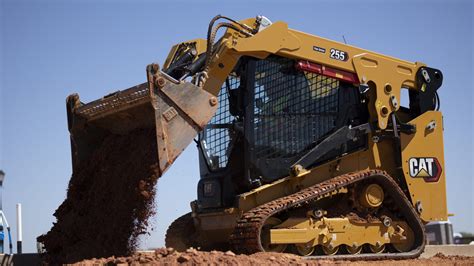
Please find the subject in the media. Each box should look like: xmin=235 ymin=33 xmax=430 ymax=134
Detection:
xmin=152 ymin=63 xmax=160 ymax=72
xmin=382 ymin=216 xmax=392 ymax=227
xmin=390 ymin=95 xmax=398 ymax=108
xmin=314 ymin=209 xmax=324 ymax=219
xmin=155 ymin=77 xmax=166 ymax=88
xmin=209 ymin=97 xmax=218 ymax=106
xmin=372 ymin=136 xmax=380 ymax=143
xmin=293 ymin=164 xmax=303 ymax=175
xmin=416 ymin=201 xmax=423 ymax=214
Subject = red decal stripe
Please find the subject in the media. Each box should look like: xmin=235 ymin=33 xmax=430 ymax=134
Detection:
xmin=296 ymin=61 xmax=359 ymax=84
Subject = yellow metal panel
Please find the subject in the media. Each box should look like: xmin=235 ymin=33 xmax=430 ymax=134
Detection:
xmin=232 ymin=21 xmax=300 ymax=56
xmin=237 ymin=150 xmax=370 ymax=212
xmin=277 ymin=28 xmax=418 ymax=75
xmin=269 ymin=217 xmax=410 ymax=247
xmin=352 ymin=54 xmax=424 ymax=129
xmin=270 ymin=229 xmax=312 ymax=244
xmin=401 ymin=111 xmax=447 ymax=222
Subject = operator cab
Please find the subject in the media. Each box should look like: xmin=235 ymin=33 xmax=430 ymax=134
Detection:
xmin=197 ymin=55 xmax=369 ymax=210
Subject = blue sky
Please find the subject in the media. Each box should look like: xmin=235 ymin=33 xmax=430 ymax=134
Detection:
xmin=0 ymin=0 xmax=472 ymax=253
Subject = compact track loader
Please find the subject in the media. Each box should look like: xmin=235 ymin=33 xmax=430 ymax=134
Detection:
xmin=66 ymin=15 xmax=447 ymax=259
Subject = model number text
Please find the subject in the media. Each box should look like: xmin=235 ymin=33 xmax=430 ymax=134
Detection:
xmin=330 ymin=48 xmax=348 ymax=61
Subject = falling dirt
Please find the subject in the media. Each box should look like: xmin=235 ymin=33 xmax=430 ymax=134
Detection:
xmin=70 ymin=249 xmax=474 ymax=265
xmin=37 ymin=128 xmax=160 ymax=264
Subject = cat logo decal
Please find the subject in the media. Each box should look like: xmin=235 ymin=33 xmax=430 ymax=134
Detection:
xmin=408 ymin=157 xmax=442 ymax=182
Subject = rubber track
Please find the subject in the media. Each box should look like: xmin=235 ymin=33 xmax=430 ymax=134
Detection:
xmin=229 ymin=169 xmax=425 ymax=260
xmin=166 ymin=212 xmax=228 ymax=251
xmin=165 ymin=213 xmax=197 ymax=251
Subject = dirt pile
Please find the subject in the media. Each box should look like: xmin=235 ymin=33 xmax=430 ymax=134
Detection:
xmin=70 ymin=248 xmax=306 ymax=265
xmin=71 ymin=249 xmax=474 ymax=265
xmin=37 ymin=129 xmax=160 ymax=264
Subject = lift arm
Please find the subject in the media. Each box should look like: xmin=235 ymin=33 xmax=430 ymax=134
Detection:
xmin=163 ymin=16 xmax=442 ymax=130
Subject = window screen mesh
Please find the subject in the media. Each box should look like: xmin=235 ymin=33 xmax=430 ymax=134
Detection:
xmin=200 ymin=76 xmax=240 ymax=170
xmin=253 ymin=57 xmax=340 ymax=159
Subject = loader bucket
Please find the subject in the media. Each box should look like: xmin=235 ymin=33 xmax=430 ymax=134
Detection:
xmin=66 ymin=64 xmax=218 ymax=177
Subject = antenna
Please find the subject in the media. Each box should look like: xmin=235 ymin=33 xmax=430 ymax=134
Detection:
xmin=342 ymin=35 xmax=347 ymax=44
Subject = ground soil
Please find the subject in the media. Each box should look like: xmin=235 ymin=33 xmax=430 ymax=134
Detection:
xmin=37 ymin=129 xmax=160 ymax=264
xmin=70 ymin=249 xmax=474 ymax=265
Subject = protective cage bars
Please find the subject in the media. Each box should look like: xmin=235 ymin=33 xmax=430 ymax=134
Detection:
xmin=199 ymin=75 xmax=240 ymax=170
xmin=248 ymin=56 xmax=341 ymax=181
xmin=200 ymin=56 xmax=343 ymax=180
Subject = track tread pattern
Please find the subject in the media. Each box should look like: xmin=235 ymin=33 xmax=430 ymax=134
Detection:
xmin=229 ymin=170 xmax=425 ymax=260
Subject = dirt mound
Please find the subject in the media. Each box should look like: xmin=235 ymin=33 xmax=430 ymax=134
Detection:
xmin=37 ymin=129 xmax=160 ymax=264
xmin=72 ymin=249 xmax=474 ymax=265
xmin=71 ymin=248 xmax=306 ymax=265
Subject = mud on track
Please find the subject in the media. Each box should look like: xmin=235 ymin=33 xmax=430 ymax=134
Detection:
xmin=38 ymin=129 xmax=159 ymax=264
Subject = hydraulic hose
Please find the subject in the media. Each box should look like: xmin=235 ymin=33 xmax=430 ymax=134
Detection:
xmin=204 ymin=15 xmax=253 ymax=73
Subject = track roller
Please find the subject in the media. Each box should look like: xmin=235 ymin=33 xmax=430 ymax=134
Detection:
xmin=346 ymin=244 xmax=363 ymax=254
